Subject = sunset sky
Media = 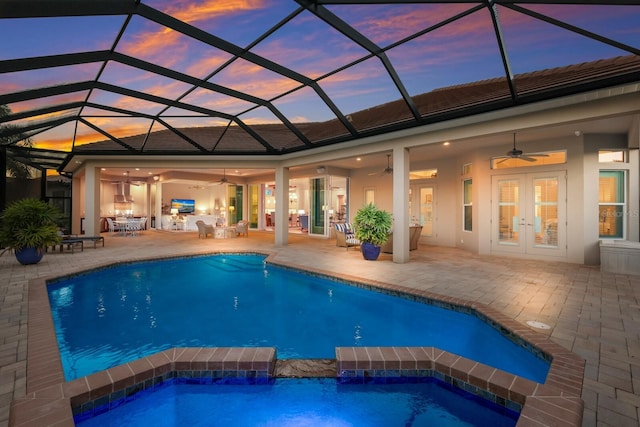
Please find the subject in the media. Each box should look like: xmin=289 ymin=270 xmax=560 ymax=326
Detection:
xmin=1 ymin=1 xmax=638 ymax=152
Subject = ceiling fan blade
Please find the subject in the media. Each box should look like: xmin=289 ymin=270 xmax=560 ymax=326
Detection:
xmin=369 ymin=154 xmax=393 ymax=176
xmin=496 ymin=157 xmax=511 ymax=164
xmin=519 ymin=155 xmax=537 ymax=162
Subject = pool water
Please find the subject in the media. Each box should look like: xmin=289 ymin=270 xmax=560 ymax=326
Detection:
xmin=75 ymin=377 xmax=519 ymax=427
xmin=47 ymin=254 xmax=549 ymax=382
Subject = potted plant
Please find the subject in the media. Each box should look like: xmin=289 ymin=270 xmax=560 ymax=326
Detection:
xmin=353 ymin=203 xmax=392 ymax=261
xmin=0 ymin=198 xmax=62 ymax=265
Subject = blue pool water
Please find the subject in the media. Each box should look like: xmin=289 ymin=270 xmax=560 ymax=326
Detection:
xmin=47 ymin=254 xmax=549 ymax=382
xmin=75 ymin=377 xmax=519 ymax=427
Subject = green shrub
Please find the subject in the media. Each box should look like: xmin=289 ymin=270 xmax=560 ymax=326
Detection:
xmin=0 ymin=198 xmax=62 ymax=250
xmin=353 ymin=203 xmax=392 ymax=246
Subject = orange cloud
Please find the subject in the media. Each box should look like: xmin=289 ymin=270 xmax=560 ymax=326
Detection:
xmin=120 ymin=0 xmax=265 ymax=65
xmin=166 ymin=0 xmax=264 ymax=26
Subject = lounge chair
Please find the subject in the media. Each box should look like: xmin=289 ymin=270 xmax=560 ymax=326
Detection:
xmin=47 ymin=230 xmax=84 ymax=253
xmin=334 ymin=223 xmax=360 ymax=250
xmin=195 ymin=220 xmax=214 ymax=238
xmin=65 ymin=235 xmax=105 ymax=248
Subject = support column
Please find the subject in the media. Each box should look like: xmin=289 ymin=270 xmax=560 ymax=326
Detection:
xmin=155 ymin=180 xmax=163 ymax=229
xmin=84 ymin=166 xmax=101 ymax=236
xmin=392 ymin=147 xmax=410 ymax=263
xmin=274 ymin=166 xmax=289 ymax=247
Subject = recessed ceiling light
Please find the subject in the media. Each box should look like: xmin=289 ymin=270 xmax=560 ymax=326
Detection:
xmin=443 ymin=141 xmax=450 ymax=146
xmin=356 ymin=157 xmax=361 ymax=161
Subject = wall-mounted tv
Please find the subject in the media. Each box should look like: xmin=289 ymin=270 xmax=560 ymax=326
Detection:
xmin=171 ymin=198 xmax=195 ymax=214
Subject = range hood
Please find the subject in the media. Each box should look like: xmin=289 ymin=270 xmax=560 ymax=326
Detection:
xmin=114 ymin=183 xmax=134 ymax=203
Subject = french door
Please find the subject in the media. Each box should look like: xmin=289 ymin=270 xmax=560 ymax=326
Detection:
xmin=492 ymin=172 xmax=566 ymax=257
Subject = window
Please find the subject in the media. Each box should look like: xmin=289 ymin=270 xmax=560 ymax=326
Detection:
xmin=463 ymin=179 xmax=472 ymax=231
xmin=599 ymin=171 xmax=625 ymax=238
xmin=599 ymin=150 xmax=626 ymax=163
xmin=409 ymin=169 xmax=438 ymax=179
xmin=364 ymin=188 xmax=375 ymax=205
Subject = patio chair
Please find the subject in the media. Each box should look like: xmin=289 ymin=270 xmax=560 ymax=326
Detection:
xmin=106 ymin=217 xmax=121 ymax=234
xmin=196 ymin=220 xmax=214 ymax=238
xmin=235 ymin=220 xmax=249 ymax=237
xmin=334 ymin=223 xmax=360 ymax=251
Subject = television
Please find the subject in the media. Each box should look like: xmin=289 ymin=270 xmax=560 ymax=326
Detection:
xmin=171 ymin=198 xmax=195 ymax=214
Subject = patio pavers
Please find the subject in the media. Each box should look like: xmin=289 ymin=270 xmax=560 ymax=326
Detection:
xmin=1 ymin=229 xmax=639 ymax=426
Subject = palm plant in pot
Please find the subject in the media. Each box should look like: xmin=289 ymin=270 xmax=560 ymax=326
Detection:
xmin=0 ymin=198 xmax=62 ymax=265
xmin=353 ymin=203 xmax=392 ymax=261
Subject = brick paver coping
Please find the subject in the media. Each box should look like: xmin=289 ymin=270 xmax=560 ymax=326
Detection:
xmin=10 ymin=344 xmax=583 ymax=427
xmin=336 ymin=346 xmax=584 ymax=427
xmin=10 ymin=347 xmax=276 ymax=426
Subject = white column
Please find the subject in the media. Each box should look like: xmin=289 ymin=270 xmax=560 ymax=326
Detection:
xmin=274 ymin=166 xmax=289 ymax=246
xmin=392 ymin=146 xmax=410 ymax=263
xmin=155 ymin=181 xmax=163 ymax=229
xmin=71 ymin=174 xmax=82 ymax=235
xmin=84 ymin=166 xmax=101 ymax=236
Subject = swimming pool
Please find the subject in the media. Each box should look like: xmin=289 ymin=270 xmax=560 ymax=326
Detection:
xmin=74 ymin=377 xmax=519 ymax=427
xmin=47 ymin=254 xmax=549 ymax=382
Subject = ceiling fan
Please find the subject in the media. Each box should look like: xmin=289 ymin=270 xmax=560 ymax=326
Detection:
xmin=215 ymin=169 xmax=237 ymax=185
xmin=368 ymin=154 xmax=393 ymax=176
xmin=496 ymin=133 xmax=549 ymax=164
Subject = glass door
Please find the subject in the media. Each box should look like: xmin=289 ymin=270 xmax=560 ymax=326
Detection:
xmin=310 ymin=177 xmax=326 ymax=235
xmin=492 ymin=172 xmax=566 ymax=257
xmin=419 ymin=186 xmax=435 ymax=237
xmin=248 ymin=184 xmax=259 ymax=228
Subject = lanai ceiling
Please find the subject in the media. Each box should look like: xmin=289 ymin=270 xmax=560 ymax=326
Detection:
xmin=1 ymin=1 xmax=639 ymax=173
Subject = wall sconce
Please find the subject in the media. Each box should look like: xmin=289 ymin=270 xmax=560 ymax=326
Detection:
xmin=153 ymin=175 xmax=159 ymax=181
xmin=316 ymin=166 xmax=326 ymax=174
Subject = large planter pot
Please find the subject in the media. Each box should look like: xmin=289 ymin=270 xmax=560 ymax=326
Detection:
xmin=361 ymin=242 xmax=381 ymax=261
xmin=15 ymin=247 xmax=45 ymax=265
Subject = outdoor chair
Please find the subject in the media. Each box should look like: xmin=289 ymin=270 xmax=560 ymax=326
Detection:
xmin=196 ymin=220 xmax=214 ymax=238
xmin=334 ymin=223 xmax=360 ymax=251
xmin=235 ymin=220 xmax=249 ymax=237
xmin=106 ymin=217 xmax=122 ymax=234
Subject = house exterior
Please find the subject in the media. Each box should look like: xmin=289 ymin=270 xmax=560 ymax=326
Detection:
xmin=63 ymin=72 xmax=639 ymax=266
